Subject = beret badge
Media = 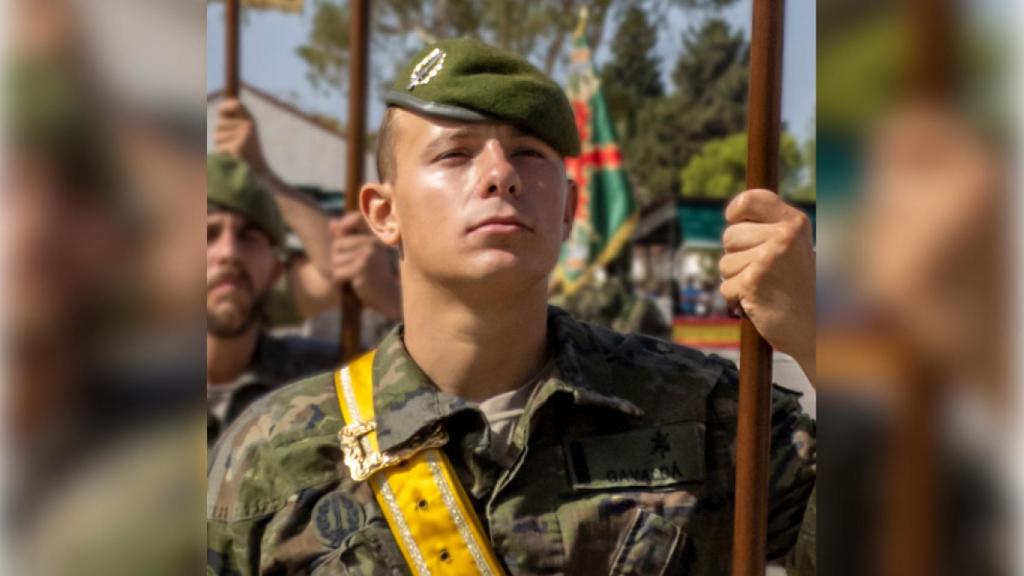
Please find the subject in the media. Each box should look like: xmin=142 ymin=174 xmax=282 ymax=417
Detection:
xmin=407 ymin=47 xmax=446 ymax=90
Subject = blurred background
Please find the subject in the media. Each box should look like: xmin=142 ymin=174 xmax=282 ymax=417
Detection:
xmin=817 ymin=0 xmax=1018 ymax=575
xmin=0 ymin=0 xmax=1018 ymax=573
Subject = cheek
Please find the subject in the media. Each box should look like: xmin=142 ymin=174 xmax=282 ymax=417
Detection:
xmin=244 ymin=251 xmax=279 ymax=292
xmin=396 ymin=171 xmax=464 ymax=244
xmin=523 ymin=170 xmax=568 ymax=234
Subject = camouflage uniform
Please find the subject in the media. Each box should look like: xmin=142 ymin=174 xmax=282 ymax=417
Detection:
xmin=207 ymin=332 xmax=340 ymax=445
xmin=207 ymin=307 xmax=815 ymax=575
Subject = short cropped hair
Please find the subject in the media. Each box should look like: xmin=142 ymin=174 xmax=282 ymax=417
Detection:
xmin=375 ymin=107 xmax=398 ymax=183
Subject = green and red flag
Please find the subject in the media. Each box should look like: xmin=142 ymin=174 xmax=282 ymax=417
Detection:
xmin=554 ymin=19 xmax=638 ymax=296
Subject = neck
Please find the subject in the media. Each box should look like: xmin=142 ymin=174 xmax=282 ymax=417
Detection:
xmin=402 ymin=275 xmax=550 ymax=403
xmin=207 ymin=325 xmax=260 ymax=386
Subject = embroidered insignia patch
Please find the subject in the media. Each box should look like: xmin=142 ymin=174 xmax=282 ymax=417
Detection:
xmin=313 ymin=492 xmax=365 ymax=548
xmin=564 ymin=422 xmax=705 ymax=490
xmin=408 ymin=47 xmax=446 ymax=90
xmin=650 ymin=429 xmax=672 ymax=459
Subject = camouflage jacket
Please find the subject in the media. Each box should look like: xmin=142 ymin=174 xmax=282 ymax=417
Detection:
xmin=208 ymin=307 xmax=815 ymax=575
xmin=207 ymin=331 xmax=340 ymax=446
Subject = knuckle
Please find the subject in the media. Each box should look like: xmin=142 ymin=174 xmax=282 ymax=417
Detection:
xmin=776 ymin=222 xmax=799 ymax=246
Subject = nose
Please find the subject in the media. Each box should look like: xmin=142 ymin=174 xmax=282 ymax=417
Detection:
xmin=478 ymin=140 xmax=522 ymax=199
xmin=209 ymin=226 xmax=241 ymax=264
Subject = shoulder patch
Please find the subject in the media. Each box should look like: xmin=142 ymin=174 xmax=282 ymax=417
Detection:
xmin=313 ymin=492 xmax=365 ymax=548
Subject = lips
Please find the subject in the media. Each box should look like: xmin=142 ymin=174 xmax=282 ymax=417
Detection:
xmin=208 ymin=269 xmax=252 ymax=294
xmin=468 ymin=216 xmax=533 ymax=233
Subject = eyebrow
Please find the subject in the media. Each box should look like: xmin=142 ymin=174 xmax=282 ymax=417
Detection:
xmin=423 ymin=127 xmax=479 ymax=155
xmin=423 ymin=125 xmax=543 ymax=157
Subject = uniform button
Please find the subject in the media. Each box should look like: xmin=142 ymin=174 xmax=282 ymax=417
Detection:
xmin=417 ymin=498 xmax=428 ymax=510
xmin=439 ymin=549 xmax=451 ymax=562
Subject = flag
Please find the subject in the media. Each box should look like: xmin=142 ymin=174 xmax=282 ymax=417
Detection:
xmin=554 ymin=15 xmax=638 ymax=296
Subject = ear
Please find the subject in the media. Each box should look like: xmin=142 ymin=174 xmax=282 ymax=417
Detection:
xmin=268 ymin=256 xmax=285 ymax=286
xmin=562 ymin=178 xmax=578 ymax=242
xmin=360 ymin=181 xmax=401 ymax=247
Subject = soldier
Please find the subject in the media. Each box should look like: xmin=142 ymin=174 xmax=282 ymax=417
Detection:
xmin=213 ymin=99 xmax=404 ymax=324
xmin=207 ymin=155 xmax=339 ymax=443
xmin=208 ymin=38 xmax=815 ymax=575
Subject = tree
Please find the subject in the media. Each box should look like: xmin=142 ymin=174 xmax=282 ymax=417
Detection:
xmin=296 ymin=0 xmax=618 ymax=97
xmin=790 ymin=131 xmax=816 ymax=202
xmin=626 ymin=18 xmax=750 ymax=207
xmin=600 ymin=5 xmax=662 ymax=142
xmin=679 ymin=131 xmax=803 ymax=200
xmin=296 ymin=0 xmax=740 ymax=100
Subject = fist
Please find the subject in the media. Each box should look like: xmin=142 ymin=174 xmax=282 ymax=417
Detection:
xmin=213 ymin=99 xmax=269 ymax=175
xmin=330 ymin=212 xmax=402 ymax=320
xmin=719 ymin=189 xmax=815 ymax=371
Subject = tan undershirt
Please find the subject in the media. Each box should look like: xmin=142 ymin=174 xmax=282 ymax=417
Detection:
xmin=477 ymin=358 xmax=555 ymax=467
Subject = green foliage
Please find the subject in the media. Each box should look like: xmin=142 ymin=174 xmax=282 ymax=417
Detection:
xmin=297 ymin=0 xmax=739 ymax=100
xmin=790 ymin=132 xmax=816 ymax=202
xmin=297 ymin=0 xmax=616 ymax=95
xmin=296 ymin=1 xmax=350 ymax=93
xmin=624 ymin=18 xmax=749 ymax=207
xmin=600 ymin=6 xmax=662 ymax=142
xmin=679 ymin=132 xmax=804 ymax=200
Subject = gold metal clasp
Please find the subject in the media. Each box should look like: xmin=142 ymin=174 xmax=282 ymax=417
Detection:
xmin=340 ymin=421 xmax=449 ymax=482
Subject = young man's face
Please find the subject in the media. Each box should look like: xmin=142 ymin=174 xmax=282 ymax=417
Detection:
xmin=206 ymin=211 xmax=280 ymax=338
xmin=376 ymin=109 xmax=575 ymax=295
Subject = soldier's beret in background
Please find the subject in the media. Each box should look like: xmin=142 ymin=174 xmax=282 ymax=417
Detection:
xmin=207 ymin=153 xmax=286 ymax=246
xmin=386 ymin=38 xmax=581 ymax=157
xmin=8 ymin=57 xmax=116 ymax=194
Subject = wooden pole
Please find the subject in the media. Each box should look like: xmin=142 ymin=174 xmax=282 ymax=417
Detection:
xmin=341 ymin=0 xmax=370 ymax=361
xmin=877 ymin=2 xmax=954 ymax=574
xmin=225 ymin=0 xmax=241 ymax=98
xmin=731 ymin=1 xmax=784 ymax=574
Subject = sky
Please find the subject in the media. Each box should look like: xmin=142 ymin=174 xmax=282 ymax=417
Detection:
xmin=207 ymin=0 xmax=815 ymax=142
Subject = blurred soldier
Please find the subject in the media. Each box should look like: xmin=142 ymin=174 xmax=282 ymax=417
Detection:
xmin=213 ymin=99 xmax=403 ymax=324
xmin=208 ymin=102 xmax=403 ymax=444
xmin=206 ymin=155 xmax=339 ymax=443
xmin=208 ymin=39 xmax=815 ymax=575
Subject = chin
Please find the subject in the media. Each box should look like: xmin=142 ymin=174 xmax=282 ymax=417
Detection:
xmin=450 ymin=251 xmax=554 ymax=291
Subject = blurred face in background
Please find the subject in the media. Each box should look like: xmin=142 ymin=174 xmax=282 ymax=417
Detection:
xmin=6 ymin=149 xmax=123 ymax=344
xmin=205 ymin=210 xmax=280 ymax=338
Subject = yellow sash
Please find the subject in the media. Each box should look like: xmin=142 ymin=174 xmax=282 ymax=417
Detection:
xmin=334 ymin=351 xmax=507 ymax=576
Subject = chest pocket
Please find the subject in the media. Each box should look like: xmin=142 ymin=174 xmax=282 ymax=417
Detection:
xmin=557 ymin=421 xmax=703 ymax=574
xmin=610 ymin=508 xmax=686 ymax=576
xmin=557 ymin=492 xmax=694 ymax=575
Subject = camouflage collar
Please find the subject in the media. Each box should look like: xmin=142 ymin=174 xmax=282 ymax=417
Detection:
xmin=369 ymin=307 xmax=644 ymax=454
xmin=545 ymin=307 xmax=645 ymax=417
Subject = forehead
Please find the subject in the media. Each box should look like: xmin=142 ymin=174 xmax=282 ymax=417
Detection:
xmin=392 ymin=108 xmax=539 ymax=146
xmin=207 ymin=207 xmax=250 ymax=227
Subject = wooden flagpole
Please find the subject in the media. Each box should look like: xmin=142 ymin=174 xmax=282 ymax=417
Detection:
xmin=731 ymin=1 xmax=785 ymax=574
xmin=225 ymin=0 xmax=241 ymax=98
xmin=341 ymin=0 xmax=370 ymax=361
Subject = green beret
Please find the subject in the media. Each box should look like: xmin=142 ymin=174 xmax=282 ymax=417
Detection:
xmin=8 ymin=58 xmax=115 ymax=193
xmin=386 ymin=38 xmax=580 ymax=157
xmin=207 ymin=154 xmax=285 ymax=245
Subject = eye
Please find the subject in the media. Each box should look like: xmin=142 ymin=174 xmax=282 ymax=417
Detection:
xmin=513 ymin=147 xmax=546 ymax=159
xmin=241 ymin=227 xmax=270 ymax=246
xmin=434 ymin=148 xmax=469 ymax=163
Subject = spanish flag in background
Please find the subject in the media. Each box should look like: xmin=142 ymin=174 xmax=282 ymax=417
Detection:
xmin=554 ymin=12 xmax=638 ymax=297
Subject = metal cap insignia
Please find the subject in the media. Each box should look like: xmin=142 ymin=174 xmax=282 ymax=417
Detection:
xmin=408 ymin=47 xmax=446 ymax=90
